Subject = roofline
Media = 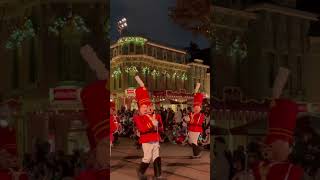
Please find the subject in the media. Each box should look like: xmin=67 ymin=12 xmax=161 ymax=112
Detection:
xmin=111 ymin=36 xmax=187 ymax=54
xmin=245 ymin=3 xmax=319 ymax=21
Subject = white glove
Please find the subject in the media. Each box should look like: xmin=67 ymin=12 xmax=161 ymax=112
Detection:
xmin=152 ymin=120 xmax=158 ymax=127
xmin=184 ymin=116 xmax=190 ymax=122
xmin=151 ymin=114 xmax=158 ymax=127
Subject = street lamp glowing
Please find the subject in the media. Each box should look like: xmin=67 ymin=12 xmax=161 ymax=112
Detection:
xmin=118 ymin=17 xmax=128 ymax=37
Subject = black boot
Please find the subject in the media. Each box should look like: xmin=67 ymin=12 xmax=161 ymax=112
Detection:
xmin=192 ymin=144 xmax=201 ymax=158
xmin=137 ymin=162 xmax=149 ymax=180
xmin=153 ymin=157 xmax=165 ymax=180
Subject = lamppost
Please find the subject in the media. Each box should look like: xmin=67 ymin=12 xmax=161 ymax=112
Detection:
xmin=117 ymin=17 xmax=127 ymax=37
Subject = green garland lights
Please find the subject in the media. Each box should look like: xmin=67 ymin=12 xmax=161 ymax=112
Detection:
xmin=118 ymin=37 xmax=147 ymax=46
xmin=142 ymin=67 xmax=150 ymax=75
xmin=151 ymin=69 xmax=160 ymax=78
xmin=5 ymin=19 xmax=35 ymax=49
xmin=162 ymin=71 xmax=171 ymax=78
xmin=125 ymin=66 xmax=139 ymax=74
xmin=112 ymin=67 xmax=122 ymax=78
xmin=228 ymin=36 xmax=247 ymax=59
xmin=113 ymin=66 xmax=188 ymax=80
xmin=48 ymin=15 xmax=90 ymax=36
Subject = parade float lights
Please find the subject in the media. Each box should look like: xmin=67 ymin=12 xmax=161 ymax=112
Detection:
xmin=117 ymin=37 xmax=148 ymax=46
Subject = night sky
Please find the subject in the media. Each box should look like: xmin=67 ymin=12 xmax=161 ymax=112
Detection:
xmin=110 ymin=0 xmax=209 ymax=49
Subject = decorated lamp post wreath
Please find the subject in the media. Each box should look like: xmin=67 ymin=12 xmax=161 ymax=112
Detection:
xmin=75 ymin=45 xmax=109 ymax=180
xmin=184 ymin=83 xmax=205 ymax=158
xmin=252 ymin=67 xmax=304 ymax=180
xmin=133 ymin=76 xmax=165 ymax=180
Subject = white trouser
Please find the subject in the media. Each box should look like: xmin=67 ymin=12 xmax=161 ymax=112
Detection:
xmin=142 ymin=142 xmax=160 ymax=163
xmin=188 ymin=131 xmax=200 ymax=145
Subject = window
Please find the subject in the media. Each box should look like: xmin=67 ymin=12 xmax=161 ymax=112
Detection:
xmin=29 ymin=39 xmax=36 ymax=83
xmin=268 ymin=53 xmax=276 ymax=88
xmin=122 ymin=45 xmax=129 ymax=55
xmin=12 ymin=48 xmax=19 ymax=89
xmin=129 ymin=43 xmax=134 ymax=53
xmin=136 ymin=45 xmax=143 ymax=54
xmin=118 ymin=75 xmax=121 ymax=89
xmin=297 ymin=57 xmax=302 ymax=90
xmin=163 ymin=51 xmax=167 ymax=60
xmin=148 ymin=46 xmax=152 ymax=56
xmin=157 ymin=49 xmax=162 ymax=59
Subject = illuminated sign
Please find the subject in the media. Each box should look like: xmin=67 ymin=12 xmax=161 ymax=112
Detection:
xmin=50 ymin=86 xmax=82 ymax=103
xmin=117 ymin=37 xmax=147 ymax=46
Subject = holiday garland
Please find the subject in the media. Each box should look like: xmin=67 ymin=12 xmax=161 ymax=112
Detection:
xmin=111 ymin=67 xmax=122 ymax=78
xmin=125 ymin=66 xmax=139 ymax=74
xmin=112 ymin=66 xmax=188 ymax=80
xmin=48 ymin=15 xmax=90 ymax=36
xmin=228 ymin=36 xmax=247 ymax=59
xmin=5 ymin=19 xmax=36 ymax=49
xmin=118 ymin=37 xmax=147 ymax=46
xmin=151 ymin=69 xmax=160 ymax=77
xmin=142 ymin=67 xmax=150 ymax=75
xmin=214 ymin=36 xmax=247 ymax=59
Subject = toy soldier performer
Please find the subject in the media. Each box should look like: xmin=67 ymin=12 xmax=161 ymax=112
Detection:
xmin=0 ymin=126 xmax=28 ymax=180
xmin=133 ymin=76 xmax=165 ymax=180
xmin=185 ymin=83 xmax=205 ymax=158
xmin=77 ymin=80 xmax=109 ymax=180
xmin=252 ymin=67 xmax=304 ymax=180
xmin=110 ymin=101 xmax=118 ymax=148
xmin=75 ymin=45 xmax=109 ymax=180
xmin=252 ymin=99 xmax=303 ymax=180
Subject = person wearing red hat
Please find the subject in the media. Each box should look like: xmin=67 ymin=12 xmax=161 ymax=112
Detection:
xmin=110 ymin=101 xmax=118 ymax=148
xmin=252 ymin=99 xmax=304 ymax=180
xmin=0 ymin=126 xmax=28 ymax=180
xmin=133 ymin=76 xmax=164 ymax=180
xmin=185 ymin=83 xmax=205 ymax=158
xmin=75 ymin=79 xmax=109 ymax=180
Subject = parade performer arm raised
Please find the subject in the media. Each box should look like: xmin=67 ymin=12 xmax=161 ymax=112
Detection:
xmin=134 ymin=76 xmax=164 ymax=180
xmin=252 ymin=67 xmax=304 ymax=180
xmin=76 ymin=44 xmax=109 ymax=180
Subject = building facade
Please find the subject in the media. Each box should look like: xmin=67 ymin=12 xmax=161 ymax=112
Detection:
xmin=210 ymin=0 xmax=319 ymax=149
xmin=110 ymin=37 xmax=210 ymax=111
xmin=0 ymin=1 xmax=108 ymax=155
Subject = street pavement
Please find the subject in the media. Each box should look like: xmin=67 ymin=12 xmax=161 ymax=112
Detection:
xmin=111 ymin=137 xmax=210 ymax=180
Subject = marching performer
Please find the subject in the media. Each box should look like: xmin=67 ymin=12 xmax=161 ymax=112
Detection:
xmin=252 ymin=67 xmax=304 ymax=180
xmin=110 ymin=101 xmax=118 ymax=148
xmin=185 ymin=83 xmax=205 ymax=158
xmin=0 ymin=125 xmax=28 ymax=180
xmin=133 ymin=76 xmax=164 ymax=180
xmin=252 ymin=99 xmax=303 ymax=180
xmin=75 ymin=45 xmax=109 ymax=180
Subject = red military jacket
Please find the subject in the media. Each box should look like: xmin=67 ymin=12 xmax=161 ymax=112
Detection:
xmin=134 ymin=114 xmax=161 ymax=143
xmin=188 ymin=113 xmax=205 ymax=132
xmin=252 ymin=161 xmax=304 ymax=180
xmin=75 ymin=168 xmax=109 ymax=180
xmin=110 ymin=115 xmax=117 ymax=134
xmin=0 ymin=169 xmax=28 ymax=180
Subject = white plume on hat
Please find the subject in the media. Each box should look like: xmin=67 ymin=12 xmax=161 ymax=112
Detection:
xmin=80 ymin=45 xmax=108 ymax=80
xmin=272 ymin=67 xmax=290 ymax=99
xmin=135 ymin=76 xmax=145 ymax=87
xmin=195 ymin=83 xmax=201 ymax=93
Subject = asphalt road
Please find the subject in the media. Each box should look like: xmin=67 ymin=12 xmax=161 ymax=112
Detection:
xmin=111 ymin=137 xmax=210 ymax=180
